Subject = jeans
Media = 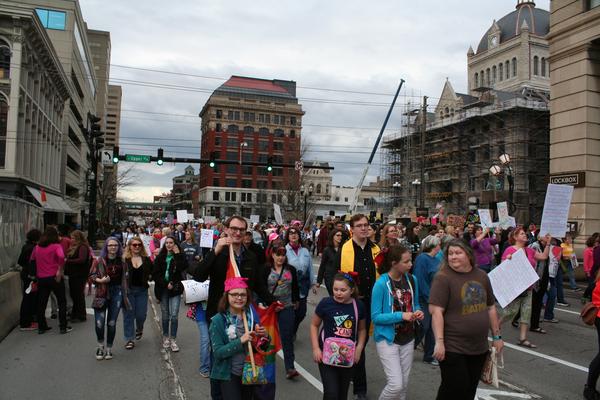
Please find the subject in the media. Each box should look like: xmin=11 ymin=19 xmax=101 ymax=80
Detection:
xmin=278 ymin=306 xmax=296 ymax=371
xmin=556 ymin=267 xmax=566 ymax=303
xmin=160 ymin=293 xmax=181 ymax=338
xmin=69 ymin=275 xmax=87 ymax=320
xmin=419 ymin=302 xmax=435 ymax=362
xmin=544 ymin=277 xmax=557 ymax=320
xmin=123 ymin=286 xmax=148 ymax=341
xmin=196 ymin=318 xmax=211 ymax=374
xmin=564 ymin=259 xmax=577 ymax=289
xmin=587 ymin=317 xmax=600 ymax=390
xmin=293 ymin=297 xmax=308 ymax=336
xmin=353 ymin=297 xmax=371 ymax=395
xmin=436 ymin=351 xmax=487 ymax=400
xmin=585 ymin=276 xmax=596 ymax=300
xmin=37 ymin=277 xmax=67 ymax=330
xmin=376 ymin=340 xmax=414 ymax=400
xmin=318 ymin=362 xmax=354 ymax=400
xmin=94 ymin=285 xmax=123 ymax=347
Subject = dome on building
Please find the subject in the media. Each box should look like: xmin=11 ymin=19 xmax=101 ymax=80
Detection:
xmin=476 ymin=1 xmax=549 ymax=54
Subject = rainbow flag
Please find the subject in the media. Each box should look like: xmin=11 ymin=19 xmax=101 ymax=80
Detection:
xmin=255 ymin=303 xmax=282 ymax=383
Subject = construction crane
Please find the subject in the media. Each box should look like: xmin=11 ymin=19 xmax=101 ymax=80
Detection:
xmin=349 ymin=79 xmax=405 ymax=214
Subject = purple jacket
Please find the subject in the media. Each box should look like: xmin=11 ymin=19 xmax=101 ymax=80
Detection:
xmin=470 ymin=237 xmax=498 ymax=267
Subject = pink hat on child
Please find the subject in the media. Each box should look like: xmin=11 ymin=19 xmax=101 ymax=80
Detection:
xmin=224 ymin=277 xmax=248 ymax=292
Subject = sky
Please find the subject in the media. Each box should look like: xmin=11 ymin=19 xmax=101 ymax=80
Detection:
xmin=79 ymin=0 xmax=551 ymax=202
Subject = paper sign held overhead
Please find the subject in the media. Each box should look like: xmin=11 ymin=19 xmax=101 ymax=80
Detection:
xmin=250 ymin=215 xmax=260 ymax=224
xmin=477 ymin=209 xmax=494 ymax=229
xmin=199 ymin=229 xmax=214 ymax=248
xmin=540 ymin=183 xmax=574 ymax=238
xmin=176 ymin=210 xmax=188 ymax=223
xmin=488 ymin=248 xmax=540 ymax=308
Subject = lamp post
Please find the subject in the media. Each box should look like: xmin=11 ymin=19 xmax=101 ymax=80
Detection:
xmin=239 ymin=141 xmax=248 ymax=165
xmin=411 ymin=178 xmax=421 ymax=208
xmin=489 ymin=153 xmax=515 ymax=213
xmin=300 ymin=183 xmax=314 ymax=224
xmin=392 ymin=181 xmax=401 ymax=208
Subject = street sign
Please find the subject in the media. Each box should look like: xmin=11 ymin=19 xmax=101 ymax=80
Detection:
xmin=125 ymin=154 xmax=151 ymax=163
xmin=101 ymin=150 xmax=113 ymax=166
xmin=549 ymin=171 xmax=585 ymax=188
xmin=295 ymin=161 xmax=303 ymax=171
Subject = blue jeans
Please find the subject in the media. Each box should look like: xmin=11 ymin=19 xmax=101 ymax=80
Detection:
xmin=278 ymin=306 xmax=296 ymax=371
xmin=94 ymin=285 xmax=123 ymax=347
xmin=196 ymin=318 xmax=211 ymax=374
xmin=160 ymin=292 xmax=181 ymax=338
xmin=544 ymin=277 xmax=557 ymax=320
xmin=564 ymin=259 xmax=577 ymax=289
xmin=123 ymin=286 xmax=148 ymax=341
xmin=421 ymin=302 xmax=435 ymax=362
xmin=556 ymin=267 xmax=566 ymax=303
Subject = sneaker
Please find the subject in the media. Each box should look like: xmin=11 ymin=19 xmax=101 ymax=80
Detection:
xmin=104 ymin=349 xmax=113 ymax=360
xmin=162 ymin=337 xmax=171 ymax=349
xmin=572 ymin=287 xmax=581 ymax=292
xmin=556 ymin=302 xmax=570 ymax=307
xmin=170 ymin=339 xmax=179 ymax=352
xmin=424 ymin=359 xmax=439 ymax=366
xmin=20 ymin=322 xmax=38 ymax=331
xmin=38 ymin=326 xmax=52 ymax=334
xmin=543 ymin=318 xmax=559 ymax=323
xmin=286 ymin=369 xmax=300 ymax=379
xmin=199 ymin=371 xmax=210 ymax=378
xmin=125 ymin=340 xmax=135 ymax=350
xmin=135 ymin=330 xmax=143 ymax=340
xmin=60 ymin=326 xmax=73 ymax=334
xmin=95 ymin=347 xmax=105 ymax=360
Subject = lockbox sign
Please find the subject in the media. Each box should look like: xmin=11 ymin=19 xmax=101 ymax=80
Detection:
xmin=549 ymin=172 xmax=585 ymax=188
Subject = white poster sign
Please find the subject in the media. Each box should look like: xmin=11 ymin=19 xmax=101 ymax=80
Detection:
xmin=182 ymin=280 xmax=210 ymax=304
xmin=187 ymin=214 xmax=194 ymax=222
xmin=199 ymin=229 xmax=214 ymax=248
xmin=540 ymin=183 xmax=574 ymax=238
xmin=176 ymin=210 xmax=189 ymax=223
xmin=139 ymin=234 xmax=152 ymax=255
xmin=497 ymin=202 xmax=509 ymax=224
xmin=478 ymin=209 xmax=494 ymax=229
xmin=273 ymin=204 xmax=283 ymax=225
xmin=488 ymin=249 xmax=540 ymax=308
xmin=250 ymin=215 xmax=260 ymax=224
xmin=204 ymin=216 xmax=217 ymax=225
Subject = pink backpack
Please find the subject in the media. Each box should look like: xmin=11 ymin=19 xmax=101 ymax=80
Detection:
xmin=321 ymin=299 xmax=358 ymax=368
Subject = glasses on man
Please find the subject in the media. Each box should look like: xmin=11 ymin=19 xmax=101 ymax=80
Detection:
xmin=229 ymin=226 xmax=246 ymax=233
xmin=228 ymin=292 xmax=247 ymax=299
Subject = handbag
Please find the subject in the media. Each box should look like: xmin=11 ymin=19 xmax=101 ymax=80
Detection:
xmin=321 ymin=299 xmax=358 ymax=368
xmin=480 ymin=347 xmax=503 ymax=388
xmin=581 ymin=302 xmax=598 ymax=326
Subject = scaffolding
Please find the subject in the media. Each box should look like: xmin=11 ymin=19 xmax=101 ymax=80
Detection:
xmin=382 ymin=88 xmax=549 ymax=223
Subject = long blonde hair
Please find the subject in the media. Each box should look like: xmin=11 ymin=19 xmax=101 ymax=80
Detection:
xmin=67 ymin=230 xmax=89 ymax=257
xmin=123 ymin=236 xmax=149 ymax=259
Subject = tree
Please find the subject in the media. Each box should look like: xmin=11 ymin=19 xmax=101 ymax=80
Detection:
xmin=96 ymin=164 xmax=138 ymax=230
xmin=279 ymin=140 xmax=315 ymax=223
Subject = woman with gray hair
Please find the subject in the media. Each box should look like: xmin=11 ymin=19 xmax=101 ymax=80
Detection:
xmin=413 ymin=235 xmax=442 ymax=365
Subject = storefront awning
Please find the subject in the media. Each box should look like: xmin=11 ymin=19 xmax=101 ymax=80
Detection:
xmin=26 ymin=186 xmax=74 ymax=214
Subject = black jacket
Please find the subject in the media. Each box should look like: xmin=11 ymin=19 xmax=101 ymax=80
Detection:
xmin=125 ymin=256 xmax=154 ymax=288
xmin=17 ymin=241 xmax=36 ymax=281
xmin=153 ymin=252 xmax=187 ymax=298
xmin=245 ymin=241 xmax=266 ymax=266
xmin=317 ymin=246 xmax=338 ymax=286
xmin=192 ymin=245 xmax=274 ymax=322
xmin=264 ymin=263 xmax=300 ymax=304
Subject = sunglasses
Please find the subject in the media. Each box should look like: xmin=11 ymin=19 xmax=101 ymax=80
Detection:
xmin=131 ymin=243 xmax=142 ymax=248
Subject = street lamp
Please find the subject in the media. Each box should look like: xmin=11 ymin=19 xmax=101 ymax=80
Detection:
xmin=392 ymin=181 xmax=401 ymax=208
xmin=239 ymin=141 xmax=248 ymax=165
xmin=300 ymin=183 xmax=314 ymax=224
xmin=489 ymin=153 xmax=515 ymax=212
xmin=411 ymin=179 xmax=421 ymax=208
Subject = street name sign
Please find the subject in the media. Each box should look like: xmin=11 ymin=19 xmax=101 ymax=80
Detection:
xmin=125 ymin=154 xmax=151 ymax=163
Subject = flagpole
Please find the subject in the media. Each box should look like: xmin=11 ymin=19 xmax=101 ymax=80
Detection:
xmin=229 ymin=245 xmax=257 ymax=377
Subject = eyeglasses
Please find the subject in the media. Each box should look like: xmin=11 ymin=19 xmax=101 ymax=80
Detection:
xmin=107 ymin=244 xmax=119 ymax=247
xmin=229 ymin=226 xmax=246 ymax=233
xmin=228 ymin=293 xmax=247 ymax=299
xmin=289 ymin=231 xmax=299 ymax=235
xmin=131 ymin=243 xmax=142 ymax=248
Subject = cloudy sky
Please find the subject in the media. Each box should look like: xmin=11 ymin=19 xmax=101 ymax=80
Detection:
xmin=79 ymin=0 xmax=550 ymax=202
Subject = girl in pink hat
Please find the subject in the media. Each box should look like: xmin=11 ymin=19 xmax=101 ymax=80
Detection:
xmin=209 ymin=277 xmax=270 ymax=399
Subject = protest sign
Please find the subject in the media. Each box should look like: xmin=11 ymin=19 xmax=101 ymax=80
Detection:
xmin=203 ymin=216 xmax=217 ymax=224
xmin=488 ymin=249 xmax=539 ymax=308
xmin=182 ymin=280 xmax=210 ymax=304
xmin=540 ymin=183 xmax=574 ymax=238
xmin=176 ymin=210 xmax=188 ymax=223
xmin=199 ymin=229 xmax=214 ymax=248
xmin=478 ymin=209 xmax=494 ymax=229
xmin=273 ymin=204 xmax=283 ymax=225
xmin=446 ymin=214 xmax=466 ymax=228
xmin=250 ymin=215 xmax=260 ymax=224
xmin=187 ymin=214 xmax=194 ymax=222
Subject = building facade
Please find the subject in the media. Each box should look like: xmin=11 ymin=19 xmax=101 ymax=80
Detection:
xmin=197 ymin=76 xmax=304 ymax=220
xmin=383 ymin=0 xmax=550 ymax=223
xmin=171 ymin=165 xmax=198 ymax=211
xmin=548 ymin=0 xmax=600 ymax=243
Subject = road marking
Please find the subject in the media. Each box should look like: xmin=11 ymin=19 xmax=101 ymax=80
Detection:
xmin=477 ymin=388 xmax=538 ymax=399
xmin=554 ymin=307 xmax=581 ymax=316
xmin=499 ymin=340 xmax=589 ymax=373
xmin=276 ymin=350 xmax=323 ymax=393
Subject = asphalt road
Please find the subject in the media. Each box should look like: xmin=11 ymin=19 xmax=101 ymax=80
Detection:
xmin=0 ymin=272 xmax=594 ymax=400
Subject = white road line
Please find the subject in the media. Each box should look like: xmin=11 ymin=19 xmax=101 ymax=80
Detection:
xmin=554 ymin=307 xmax=581 ymax=316
xmin=497 ymin=339 xmax=589 ymax=373
xmin=276 ymin=350 xmax=323 ymax=393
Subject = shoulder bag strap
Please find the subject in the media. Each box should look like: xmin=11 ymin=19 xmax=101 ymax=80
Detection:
xmin=353 ymin=299 xmax=358 ymax=342
xmin=270 ymin=266 xmax=286 ymax=295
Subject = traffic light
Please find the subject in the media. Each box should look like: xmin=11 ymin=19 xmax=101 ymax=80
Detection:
xmin=209 ymin=151 xmax=216 ymax=168
xmin=112 ymin=146 xmax=119 ymax=164
xmin=90 ymin=115 xmax=103 ymax=150
xmin=157 ymin=148 xmax=164 ymax=166
xmin=267 ymin=157 xmax=273 ymax=172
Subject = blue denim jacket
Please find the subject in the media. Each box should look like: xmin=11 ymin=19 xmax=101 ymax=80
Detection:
xmin=285 ymin=244 xmax=314 ymax=298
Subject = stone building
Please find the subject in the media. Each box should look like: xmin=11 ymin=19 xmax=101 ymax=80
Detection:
xmin=548 ymin=0 xmax=600 ymax=242
xmin=197 ymin=76 xmax=304 ymax=220
xmin=383 ymin=0 xmax=550 ymax=223
xmin=171 ymin=165 xmax=198 ymax=212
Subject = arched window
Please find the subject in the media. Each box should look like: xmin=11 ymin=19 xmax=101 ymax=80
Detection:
xmin=505 ymin=61 xmax=510 ymax=78
xmin=325 ymin=184 xmax=329 ymax=194
xmin=541 ymin=57 xmax=546 ymax=76
xmin=444 ymin=106 xmax=449 ymax=117
xmin=533 ymin=56 xmax=539 ymax=76
xmin=243 ymin=126 xmax=254 ymax=134
xmin=486 ymin=68 xmax=491 ymax=86
xmin=480 ymin=70 xmax=485 ymax=87
xmin=227 ymin=124 xmax=238 ymax=133
xmin=259 ymin=127 xmax=269 ymax=136
xmin=0 ymin=40 xmax=10 ymax=79
xmin=474 ymin=72 xmax=479 ymax=87
xmin=0 ymin=97 xmax=7 ymax=168
xmin=316 ymin=184 xmax=322 ymax=194
xmin=290 ymin=130 xmax=296 ymax=138
xmin=512 ymin=57 xmax=517 ymax=77
xmin=492 ymin=66 xmax=497 ymax=84
xmin=274 ymin=129 xmax=284 ymax=138
xmin=499 ymin=63 xmax=503 ymax=81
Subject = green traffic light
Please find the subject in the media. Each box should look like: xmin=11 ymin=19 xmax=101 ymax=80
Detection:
xmin=267 ymin=166 xmax=272 ymax=172
xmin=157 ymin=159 xmax=164 ymax=166
xmin=209 ymin=161 xmax=215 ymax=168
xmin=112 ymin=156 xmax=119 ymax=164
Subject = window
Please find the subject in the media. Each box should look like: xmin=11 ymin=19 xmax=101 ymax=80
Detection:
xmin=36 ymin=8 xmax=66 ymax=30
xmin=0 ymin=100 xmax=6 ymax=168
xmin=241 ymin=193 xmax=252 ymax=202
xmin=480 ymin=70 xmax=484 ymax=87
xmin=227 ymin=125 xmax=239 ymax=133
xmin=273 ymin=141 xmax=283 ymax=151
xmin=226 ymin=165 xmax=238 ymax=174
xmin=242 ymin=166 xmax=253 ymax=175
xmin=271 ymin=167 xmax=283 ymax=176
xmin=0 ymin=39 xmax=10 ymax=79
xmin=280 ymin=116 xmax=286 ymax=125
xmin=290 ymin=130 xmax=296 ymax=138
xmin=212 ymin=191 xmax=220 ymax=201
xmin=326 ymin=184 xmax=329 ymax=194
xmin=216 ymin=110 xmax=223 ymax=118
xmin=512 ymin=58 xmax=517 ymax=77
xmin=273 ymin=115 xmax=280 ymax=124
xmin=258 ymin=114 xmax=265 ymax=123
xmin=226 ymin=180 xmax=237 ymax=188
xmin=316 ymin=184 xmax=322 ymax=194
xmin=492 ymin=66 xmax=497 ymax=84
xmin=244 ymin=126 xmax=254 ymax=134
xmin=228 ymin=110 xmax=234 ymax=120
xmin=259 ymin=127 xmax=269 ymax=136
xmin=541 ymin=57 xmax=546 ymax=77
xmin=257 ymin=180 xmax=268 ymax=189
xmin=243 ymin=112 xmax=255 ymax=122
xmin=213 ymin=178 xmax=220 ymax=186
xmin=259 ymin=140 xmax=269 ymax=151
xmin=589 ymin=0 xmax=600 ymax=10
xmin=486 ymin=68 xmax=490 ymax=86
xmin=227 ymin=138 xmax=237 ymax=148
xmin=226 ymin=151 xmax=237 ymax=161
xmin=216 ymin=123 xmax=222 ymax=132
xmin=345 ymin=197 xmax=348 ymax=202
xmin=290 ymin=116 xmax=297 ymax=125
xmin=505 ymin=61 xmax=510 ymax=78
xmin=274 ymin=129 xmax=284 ymax=138
xmin=271 ymin=194 xmax=277 ymax=203
xmin=242 ymin=179 xmax=252 ymax=188
xmin=474 ymin=73 xmax=479 ymax=87
xmin=533 ymin=56 xmax=539 ymax=76
xmin=498 ymin=63 xmax=503 ymax=81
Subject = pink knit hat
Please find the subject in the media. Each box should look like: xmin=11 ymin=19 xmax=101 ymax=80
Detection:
xmin=224 ymin=277 xmax=248 ymax=292
xmin=268 ymin=232 xmax=279 ymax=242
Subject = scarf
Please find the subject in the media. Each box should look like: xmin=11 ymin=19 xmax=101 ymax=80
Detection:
xmin=340 ymin=239 xmax=381 ymax=278
xmin=165 ymin=253 xmax=174 ymax=282
xmin=290 ymin=242 xmax=301 ymax=255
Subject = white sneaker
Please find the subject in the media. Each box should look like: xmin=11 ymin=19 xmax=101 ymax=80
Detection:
xmin=104 ymin=349 xmax=113 ymax=360
xmin=170 ymin=339 xmax=179 ymax=352
xmin=162 ymin=337 xmax=170 ymax=349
